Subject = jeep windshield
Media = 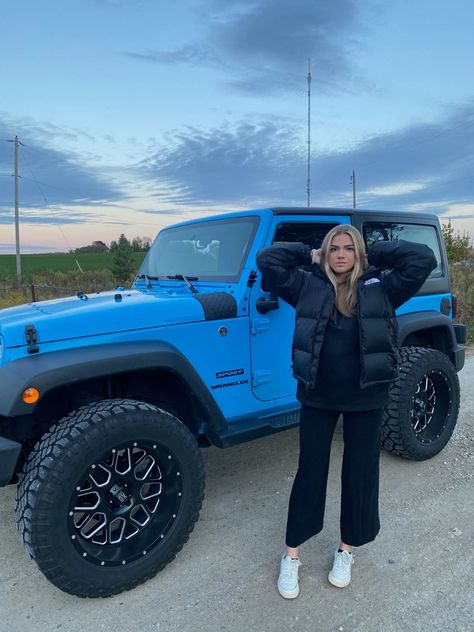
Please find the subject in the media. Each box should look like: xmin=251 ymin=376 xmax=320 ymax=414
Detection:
xmin=138 ymin=216 xmax=259 ymax=282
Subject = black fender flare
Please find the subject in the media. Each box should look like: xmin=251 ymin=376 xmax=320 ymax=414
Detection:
xmin=0 ymin=340 xmax=228 ymax=435
xmin=397 ymin=311 xmax=465 ymax=371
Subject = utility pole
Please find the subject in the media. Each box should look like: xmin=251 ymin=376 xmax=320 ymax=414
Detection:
xmin=351 ymin=168 xmax=356 ymax=208
xmin=14 ymin=136 xmax=21 ymax=281
xmin=7 ymin=136 xmax=22 ymax=282
xmin=307 ymin=58 xmax=312 ymax=207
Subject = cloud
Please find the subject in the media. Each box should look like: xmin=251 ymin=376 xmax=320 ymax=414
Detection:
xmin=0 ymin=243 xmax=63 ymax=254
xmin=140 ymin=101 xmax=474 ymax=213
xmin=0 ymin=116 xmax=123 ymax=219
xmin=123 ymin=45 xmax=219 ymax=66
xmin=124 ymin=0 xmax=368 ymax=95
xmin=141 ymin=118 xmax=307 ymax=206
xmin=0 ymin=208 xmax=92 ymax=226
xmin=322 ymin=101 xmax=474 ymax=209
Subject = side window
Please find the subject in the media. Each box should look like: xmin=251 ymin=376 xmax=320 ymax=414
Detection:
xmin=272 ymin=222 xmax=339 ymax=249
xmin=363 ymin=223 xmax=443 ymax=277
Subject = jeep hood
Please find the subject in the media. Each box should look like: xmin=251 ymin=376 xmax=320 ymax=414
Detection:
xmin=0 ymin=290 xmax=207 ymax=348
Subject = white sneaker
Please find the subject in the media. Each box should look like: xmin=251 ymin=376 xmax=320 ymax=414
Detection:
xmin=277 ymin=554 xmax=302 ymax=599
xmin=328 ymin=550 xmax=354 ymax=588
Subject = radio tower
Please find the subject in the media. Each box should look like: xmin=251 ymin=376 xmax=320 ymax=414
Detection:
xmin=307 ymin=59 xmax=312 ymax=207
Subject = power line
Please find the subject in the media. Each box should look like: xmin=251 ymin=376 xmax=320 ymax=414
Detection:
xmin=20 ymin=150 xmax=76 ymax=253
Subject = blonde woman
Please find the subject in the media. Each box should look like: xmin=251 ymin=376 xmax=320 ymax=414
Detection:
xmin=256 ymin=225 xmax=436 ymax=599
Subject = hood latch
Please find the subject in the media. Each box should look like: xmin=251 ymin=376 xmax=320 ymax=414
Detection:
xmin=25 ymin=325 xmax=39 ymax=354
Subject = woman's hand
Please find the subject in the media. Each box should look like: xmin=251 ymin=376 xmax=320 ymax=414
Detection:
xmin=311 ymin=248 xmax=321 ymax=265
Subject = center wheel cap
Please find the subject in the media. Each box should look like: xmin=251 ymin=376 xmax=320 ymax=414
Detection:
xmin=108 ymin=482 xmax=132 ymax=507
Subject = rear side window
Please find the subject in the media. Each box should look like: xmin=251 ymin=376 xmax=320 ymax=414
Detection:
xmin=363 ymin=222 xmax=443 ymax=277
xmin=272 ymin=222 xmax=339 ymax=249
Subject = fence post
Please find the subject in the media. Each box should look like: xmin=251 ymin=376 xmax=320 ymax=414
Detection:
xmin=30 ymin=284 xmax=37 ymax=302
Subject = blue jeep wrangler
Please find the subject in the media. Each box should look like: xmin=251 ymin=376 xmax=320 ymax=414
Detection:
xmin=0 ymin=207 xmax=466 ymax=597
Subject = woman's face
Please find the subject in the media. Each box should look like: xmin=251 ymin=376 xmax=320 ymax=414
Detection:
xmin=328 ymin=233 xmax=356 ymax=277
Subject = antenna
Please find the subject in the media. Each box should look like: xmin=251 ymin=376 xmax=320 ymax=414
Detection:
xmin=351 ymin=169 xmax=356 ymax=208
xmin=307 ymin=59 xmax=312 ymax=207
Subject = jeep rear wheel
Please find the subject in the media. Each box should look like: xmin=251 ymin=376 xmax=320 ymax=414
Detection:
xmin=382 ymin=346 xmax=460 ymax=460
xmin=15 ymin=399 xmax=205 ymax=597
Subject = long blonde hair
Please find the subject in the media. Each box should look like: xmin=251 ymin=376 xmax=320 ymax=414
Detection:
xmin=320 ymin=224 xmax=368 ymax=317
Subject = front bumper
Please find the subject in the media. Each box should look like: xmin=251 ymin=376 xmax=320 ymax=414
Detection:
xmin=0 ymin=436 xmax=22 ymax=486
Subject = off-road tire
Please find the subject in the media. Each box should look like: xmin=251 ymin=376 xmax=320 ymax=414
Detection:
xmin=382 ymin=346 xmax=460 ymax=460
xmin=15 ymin=399 xmax=205 ymax=597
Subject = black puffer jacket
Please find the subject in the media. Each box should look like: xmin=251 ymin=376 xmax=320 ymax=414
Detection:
xmin=256 ymin=239 xmax=437 ymax=389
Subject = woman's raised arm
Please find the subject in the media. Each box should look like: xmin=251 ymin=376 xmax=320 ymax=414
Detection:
xmin=256 ymin=242 xmax=313 ymax=308
xmin=367 ymin=239 xmax=437 ymax=309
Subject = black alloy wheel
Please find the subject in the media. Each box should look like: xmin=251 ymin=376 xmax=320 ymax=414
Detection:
xmin=382 ymin=346 xmax=460 ymax=460
xmin=68 ymin=440 xmax=182 ymax=567
xmin=16 ymin=399 xmax=205 ymax=597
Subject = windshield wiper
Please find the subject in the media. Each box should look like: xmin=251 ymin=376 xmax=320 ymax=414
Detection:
xmin=137 ymin=274 xmax=160 ymax=280
xmin=166 ymin=274 xmax=199 ymax=294
xmin=136 ymin=273 xmax=160 ymax=289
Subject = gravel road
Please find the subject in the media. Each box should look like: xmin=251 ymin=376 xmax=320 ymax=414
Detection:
xmin=0 ymin=354 xmax=473 ymax=632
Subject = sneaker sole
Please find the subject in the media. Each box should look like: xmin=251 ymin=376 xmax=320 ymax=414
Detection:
xmin=328 ymin=574 xmax=350 ymax=588
xmin=277 ymin=583 xmax=300 ymax=599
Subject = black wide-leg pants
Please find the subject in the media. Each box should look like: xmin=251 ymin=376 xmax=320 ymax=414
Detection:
xmin=285 ymin=405 xmax=383 ymax=548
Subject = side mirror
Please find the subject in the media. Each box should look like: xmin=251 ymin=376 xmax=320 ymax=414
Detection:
xmin=256 ymin=291 xmax=279 ymax=314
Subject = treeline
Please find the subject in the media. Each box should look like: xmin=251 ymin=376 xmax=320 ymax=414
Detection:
xmin=74 ymin=234 xmax=152 ymax=254
xmin=441 ymin=221 xmax=473 ymax=264
xmin=74 ymin=234 xmax=153 ymax=282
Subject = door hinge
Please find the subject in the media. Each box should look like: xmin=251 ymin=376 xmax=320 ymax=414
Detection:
xmin=252 ymin=370 xmax=272 ymax=387
xmin=250 ymin=318 xmax=270 ymax=335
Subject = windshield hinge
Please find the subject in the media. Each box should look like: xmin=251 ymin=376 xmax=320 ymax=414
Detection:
xmin=247 ymin=270 xmax=258 ymax=287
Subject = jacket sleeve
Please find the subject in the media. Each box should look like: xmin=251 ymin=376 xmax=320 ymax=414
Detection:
xmin=256 ymin=242 xmax=312 ymax=308
xmin=367 ymin=239 xmax=437 ymax=310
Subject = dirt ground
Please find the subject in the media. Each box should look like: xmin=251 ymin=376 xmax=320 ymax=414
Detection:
xmin=0 ymin=355 xmax=473 ymax=632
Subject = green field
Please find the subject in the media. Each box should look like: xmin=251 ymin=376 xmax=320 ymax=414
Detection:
xmin=0 ymin=252 xmax=146 ymax=279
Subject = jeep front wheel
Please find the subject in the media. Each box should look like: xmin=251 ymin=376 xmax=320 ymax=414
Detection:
xmin=382 ymin=346 xmax=460 ymax=460
xmin=15 ymin=399 xmax=205 ymax=597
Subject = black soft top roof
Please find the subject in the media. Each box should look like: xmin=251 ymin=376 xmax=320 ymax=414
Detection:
xmin=270 ymin=207 xmax=440 ymax=223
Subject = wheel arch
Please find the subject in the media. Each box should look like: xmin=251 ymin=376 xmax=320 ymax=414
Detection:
xmin=0 ymin=340 xmax=227 ymax=442
xmin=397 ymin=312 xmax=465 ymax=371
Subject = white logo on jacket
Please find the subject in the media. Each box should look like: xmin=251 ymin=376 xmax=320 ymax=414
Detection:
xmin=363 ymin=278 xmax=381 ymax=285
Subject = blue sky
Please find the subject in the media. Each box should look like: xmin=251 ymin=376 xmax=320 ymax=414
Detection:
xmin=1 ymin=0 xmax=473 ymax=252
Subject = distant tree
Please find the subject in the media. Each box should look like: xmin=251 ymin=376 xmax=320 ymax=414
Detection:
xmin=131 ymin=236 xmax=143 ymax=252
xmin=92 ymin=240 xmax=108 ymax=252
xmin=118 ymin=234 xmax=131 ymax=249
xmin=110 ymin=234 xmax=151 ymax=253
xmin=131 ymin=236 xmax=152 ymax=251
xmin=112 ymin=234 xmax=135 ymax=283
xmin=442 ymin=221 xmax=472 ymax=263
xmin=75 ymin=240 xmax=109 ymax=254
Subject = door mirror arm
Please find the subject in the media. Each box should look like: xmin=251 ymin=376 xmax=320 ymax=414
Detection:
xmin=256 ymin=291 xmax=280 ymax=314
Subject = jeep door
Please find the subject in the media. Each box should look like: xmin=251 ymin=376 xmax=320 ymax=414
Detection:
xmin=249 ymin=214 xmax=350 ymax=402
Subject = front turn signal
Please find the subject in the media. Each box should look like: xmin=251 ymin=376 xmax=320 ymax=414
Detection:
xmin=22 ymin=387 xmax=40 ymax=404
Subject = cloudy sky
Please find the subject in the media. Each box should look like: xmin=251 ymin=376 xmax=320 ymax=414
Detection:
xmin=1 ymin=0 xmax=473 ymax=252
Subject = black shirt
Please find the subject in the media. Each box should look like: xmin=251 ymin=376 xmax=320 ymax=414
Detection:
xmin=297 ymin=309 xmax=389 ymax=411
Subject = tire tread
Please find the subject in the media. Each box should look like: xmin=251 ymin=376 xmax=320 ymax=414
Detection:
xmin=15 ymin=398 xmax=205 ymax=598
